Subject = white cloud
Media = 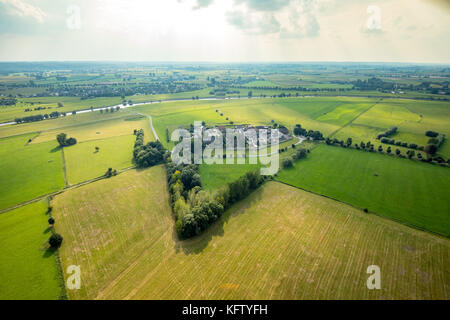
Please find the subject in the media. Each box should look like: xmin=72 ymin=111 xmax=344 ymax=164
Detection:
xmin=0 ymin=0 xmax=46 ymax=23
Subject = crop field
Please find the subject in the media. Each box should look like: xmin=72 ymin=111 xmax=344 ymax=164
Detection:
xmin=0 ymin=110 xmax=134 ymax=139
xmin=0 ymin=96 xmax=124 ymax=123
xmin=64 ymin=135 xmax=135 ymax=185
xmin=134 ymin=97 xmax=381 ymax=148
xmin=31 ymin=114 xmax=151 ymax=144
xmin=349 ymin=100 xmax=450 ymax=158
xmin=53 ymin=177 xmax=449 ymax=300
xmin=0 ymin=201 xmax=62 ymax=300
xmin=0 ymin=134 xmax=64 ymax=210
xmin=276 ymin=145 xmax=450 ymax=236
xmin=0 ymin=61 xmax=449 ymax=302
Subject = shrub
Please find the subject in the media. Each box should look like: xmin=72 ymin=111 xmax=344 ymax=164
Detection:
xmin=48 ymin=217 xmax=55 ymax=225
xmin=425 ymin=130 xmax=439 ymax=138
xmin=282 ymin=157 xmax=294 ymax=169
xmin=425 ymin=144 xmax=438 ymax=155
xmin=56 ymin=133 xmax=77 ymax=147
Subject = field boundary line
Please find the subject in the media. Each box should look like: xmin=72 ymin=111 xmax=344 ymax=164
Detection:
xmin=328 ymin=98 xmax=383 ymax=138
xmin=61 ymin=147 xmax=69 ymax=188
xmin=274 ymin=180 xmax=450 ymax=240
xmin=0 ymin=166 xmax=136 ymax=214
xmin=0 ymin=114 xmax=132 ymax=140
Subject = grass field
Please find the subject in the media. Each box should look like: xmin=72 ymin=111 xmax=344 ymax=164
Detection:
xmin=53 ymin=175 xmax=449 ymax=300
xmin=31 ymin=114 xmax=150 ymax=144
xmin=276 ymin=145 xmax=450 ymax=236
xmin=350 ymin=100 xmax=450 ymax=158
xmin=0 ymin=134 xmax=64 ymax=210
xmin=0 ymin=201 xmax=62 ymax=300
xmin=134 ymin=97 xmax=382 ymax=150
xmin=0 ymin=110 xmax=133 ymax=139
xmin=64 ymin=134 xmax=135 ymax=185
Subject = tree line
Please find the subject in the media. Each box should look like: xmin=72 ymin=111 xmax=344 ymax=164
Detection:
xmin=15 ymin=111 xmax=67 ymax=123
xmin=326 ymin=136 xmax=449 ymax=166
xmin=293 ymin=124 xmax=324 ymax=140
xmin=167 ymin=162 xmax=267 ymax=239
xmin=132 ymin=129 xmax=168 ymax=168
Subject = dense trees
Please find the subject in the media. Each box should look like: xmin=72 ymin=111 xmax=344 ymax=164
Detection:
xmin=293 ymin=124 xmax=324 ymax=140
xmin=167 ymin=162 xmax=266 ymax=239
xmin=425 ymin=144 xmax=438 ymax=155
xmin=132 ymin=129 xmax=167 ymax=168
xmin=15 ymin=111 xmax=67 ymax=123
xmin=426 ymin=131 xmax=439 ymax=138
xmin=56 ymin=133 xmax=77 ymax=147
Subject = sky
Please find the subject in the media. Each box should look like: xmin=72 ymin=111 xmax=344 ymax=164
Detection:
xmin=0 ymin=0 xmax=449 ymax=63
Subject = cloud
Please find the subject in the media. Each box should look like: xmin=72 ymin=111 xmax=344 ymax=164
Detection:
xmin=226 ymin=10 xmax=281 ymax=34
xmin=233 ymin=0 xmax=291 ymax=11
xmin=227 ymin=0 xmax=322 ymax=38
xmin=193 ymin=0 xmax=214 ymax=10
xmin=0 ymin=0 xmax=46 ymax=23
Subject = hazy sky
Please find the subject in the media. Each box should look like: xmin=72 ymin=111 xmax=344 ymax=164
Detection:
xmin=0 ymin=0 xmax=449 ymax=62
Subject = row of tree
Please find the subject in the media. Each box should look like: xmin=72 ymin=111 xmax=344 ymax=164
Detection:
xmin=293 ymin=124 xmax=324 ymax=140
xmin=326 ymin=136 xmax=449 ymax=166
xmin=167 ymin=162 xmax=267 ymax=239
xmin=377 ymin=126 xmax=398 ymax=140
xmin=282 ymin=148 xmax=309 ymax=169
xmin=380 ymin=138 xmax=423 ymax=151
xmin=15 ymin=111 xmax=67 ymax=123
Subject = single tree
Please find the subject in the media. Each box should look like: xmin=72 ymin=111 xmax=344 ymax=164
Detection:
xmin=49 ymin=233 xmax=63 ymax=248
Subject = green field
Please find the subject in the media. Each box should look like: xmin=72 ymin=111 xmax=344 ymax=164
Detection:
xmin=134 ymin=97 xmax=382 ymax=149
xmin=0 ymin=134 xmax=64 ymax=210
xmin=0 ymin=201 xmax=62 ymax=300
xmin=277 ymin=145 xmax=450 ymax=236
xmin=31 ymin=114 xmax=150 ymax=144
xmin=0 ymin=110 xmax=134 ymax=139
xmin=64 ymin=135 xmax=135 ymax=185
xmin=53 ymin=173 xmax=449 ymax=300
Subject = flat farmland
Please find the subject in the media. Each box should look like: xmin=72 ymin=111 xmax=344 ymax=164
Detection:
xmin=31 ymin=114 xmax=151 ymax=144
xmin=0 ymin=110 xmax=134 ymax=139
xmin=134 ymin=97 xmax=382 ymax=149
xmin=276 ymin=145 xmax=450 ymax=236
xmin=351 ymin=99 xmax=450 ymax=158
xmin=53 ymin=166 xmax=172 ymax=300
xmin=54 ymin=178 xmax=449 ymax=299
xmin=0 ymin=201 xmax=62 ymax=300
xmin=64 ymin=134 xmax=135 ymax=185
xmin=0 ymin=134 xmax=64 ymax=210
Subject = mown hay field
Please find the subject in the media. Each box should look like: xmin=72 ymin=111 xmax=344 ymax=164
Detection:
xmin=53 ymin=169 xmax=449 ymax=300
xmin=276 ymin=144 xmax=450 ymax=236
